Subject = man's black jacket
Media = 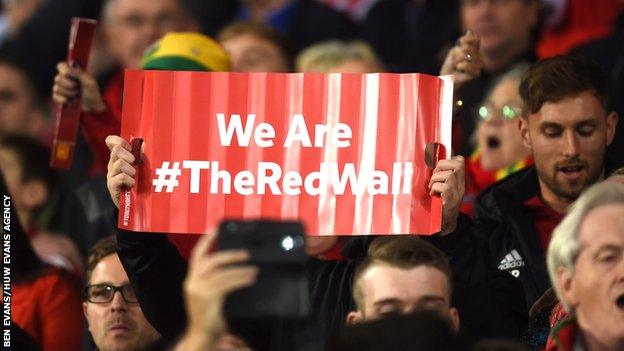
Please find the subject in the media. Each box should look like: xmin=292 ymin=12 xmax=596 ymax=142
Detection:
xmin=433 ymin=166 xmax=552 ymax=309
xmin=116 ymin=221 xmax=528 ymax=349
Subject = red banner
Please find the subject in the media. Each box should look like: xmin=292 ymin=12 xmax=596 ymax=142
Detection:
xmin=119 ymin=71 xmax=453 ymax=235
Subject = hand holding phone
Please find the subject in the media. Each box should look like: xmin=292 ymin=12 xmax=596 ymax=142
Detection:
xmin=182 ymin=232 xmax=258 ymax=350
xmin=216 ymin=220 xmax=310 ymax=319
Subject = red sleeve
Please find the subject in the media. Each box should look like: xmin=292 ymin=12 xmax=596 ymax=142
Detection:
xmin=39 ymin=271 xmax=84 ymax=351
xmin=80 ymin=71 xmax=124 ymax=173
xmin=81 ymin=104 xmax=121 ymax=173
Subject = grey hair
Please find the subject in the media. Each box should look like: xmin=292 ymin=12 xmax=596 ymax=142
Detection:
xmin=547 ymin=182 xmax=624 ymax=312
xmin=483 ymin=62 xmax=531 ymax=104
xmin=296 ymin=40 xmax=382 ymax=73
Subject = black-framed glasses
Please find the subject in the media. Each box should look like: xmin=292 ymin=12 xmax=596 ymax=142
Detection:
xmin=477 ymin=104 xmax=523 ymax=121
xmin=85 ymin=284 xmax=139 ymax=304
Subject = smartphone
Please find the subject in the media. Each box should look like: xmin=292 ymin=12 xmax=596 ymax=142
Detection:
xmin=216 ymin=220 xmax=310 ymax=319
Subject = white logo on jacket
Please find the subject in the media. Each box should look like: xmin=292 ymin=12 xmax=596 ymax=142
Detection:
xmin=498 ymin=249 xmax=525 ymax=277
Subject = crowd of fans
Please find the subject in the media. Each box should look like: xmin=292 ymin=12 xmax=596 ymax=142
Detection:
xmin=3 ymin=0 xmax=624 ymax=350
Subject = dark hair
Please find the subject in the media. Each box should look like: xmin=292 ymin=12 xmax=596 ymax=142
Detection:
xmin=519 ymin=55 xmax=610 ymax=115
xmin=217 ymin=21 xmax=293 ymax=70
xmin=0 ymin=50 xmax=44 ymax=108
xmin=326 ymin=310 xmax=467 ymax=351
xmin=85 ymin=235 xmax=118 ymax=284
xmin=1 ymin=170 xmax=45 ymax=283
xmin=0 ymin=134 xmax=55 ymax=193
xmin=352 ymin=236 xmax=452 ymax=310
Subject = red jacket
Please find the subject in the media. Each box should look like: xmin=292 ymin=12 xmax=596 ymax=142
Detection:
xmin=461 ymin=149 xmax=533 ymax=216
xmin=545 ymin=317 xmax=577 ymax=351
xmin=13 ymin=267 xmax=83 ymax=351
xmin=81 ymin=70 xmax=124 ymax=173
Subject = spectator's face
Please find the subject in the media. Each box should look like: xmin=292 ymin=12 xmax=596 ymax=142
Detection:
xmin=347 ymin=264 xmax=459 ymax=332
xmin=0 ymin=146 xmax=46 ymax=218
xmin=221 ymin=34 xmax=289 ymax=72
xmin=83 ymin=254 xmax=160 ymax=351
xmin=461 ymin=0 xmax=537 ymax=57
xmin=558 ymin=203 xmax=624 ymax=344
xmin=4 ymin=0 xmax=45 ymax=37
xmin=477 ymin=77 xmax=529 ymax=170
xmin=104 ymin=0 xmax=190 ymax=69
xmin=0 ymin=64 xmax=43 ymax=137
xmin=520 ymin=91 xmax=618 ymax=202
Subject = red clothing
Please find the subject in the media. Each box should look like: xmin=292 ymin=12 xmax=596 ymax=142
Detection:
xmin=524 ymin=195 xmax=565 ymax=252
xmin=315 ymin=237 xmax=347 ymax=260
xmin=461 ymin=150 xmax=533 ymax=216
xmin=549 ymin=303 xmax=570 ymax=330
xmin=13 ymin=267 xmax=83 ymax=351
xmin=537 ymin=0 xmax=624 ymax=58
xmin=545 ymin=317 xmax=577 ymax=351
xmin=81 ymin=70 xmax=124 ymax=173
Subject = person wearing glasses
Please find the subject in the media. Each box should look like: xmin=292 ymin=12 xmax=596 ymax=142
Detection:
xmin=83 ymin=236 xmax=160 ymax=351
xmin=427 ymin=55 xmax=619 ymax=350
xmin=461 ymin=63 xmax=533 ymax=216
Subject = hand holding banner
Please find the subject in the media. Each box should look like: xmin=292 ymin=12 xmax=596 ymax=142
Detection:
xmin=119 ymin=71 xmax=453 ymax=236
xmin=50 ymin=18 xmax=97 ymax=170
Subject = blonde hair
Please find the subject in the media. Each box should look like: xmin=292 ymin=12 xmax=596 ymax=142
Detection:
xmin=353 ymin=236 xmax=452 ymax=312
xmin=547 ymin=182 xmax=624 ymax=312
xmin=296 ymin=40 xmax=381 ymax=73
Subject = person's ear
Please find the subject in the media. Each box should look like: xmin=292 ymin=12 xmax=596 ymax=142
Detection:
xmin=606 ymin=111 xmax=618 ymax=146
xmin=83 ymin=301 xmax=90 ymax=320
xmin=556 ymin=266 xmax=577 ymax=312
xmin=449 ymin=307 xmax=460 ymax=333
xmin=519 ymin=117 xmax=532 ymax=149
xmin=346 ymin=311 xmax=364 ymax=326
xmin=21 ymin=179 xmax=48 ymax=210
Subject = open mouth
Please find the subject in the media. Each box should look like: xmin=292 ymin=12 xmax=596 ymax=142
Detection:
xmin=110 ymin=325 xmax=129 ymax=330
xmin=486 ymin=136 xmax=501 ymax=149
xmin=558 ymin=164 xmax=585 ymax=179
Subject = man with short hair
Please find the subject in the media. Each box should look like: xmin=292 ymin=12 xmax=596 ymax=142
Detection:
xmin=101 ymin=0 xmax=196 ymax=71
xmin=455 ymin=0 xmax=540 ymax=155
xmin=546 ymin=182 xmax=624 ymax=351
xmin=83 ymin=236 xmax=161 ymax=351
xmin=52 ymin=0 xmax=197 ymax=172
xmin=461 ymin=0 xmax=538 ymax=73
xmin=346 ymin=236 xmax=460 ymax=333
xmin=434 ymin=55 xmax=619 ymax=309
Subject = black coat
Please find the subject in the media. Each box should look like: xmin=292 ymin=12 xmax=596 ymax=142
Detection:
xmin=117 ymin=226 xmax=527 ymax=351
xmin=434 ymin=166 xmax=552 ymax=310
xmin=116 ymin=228 xmax=351 ymax=350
